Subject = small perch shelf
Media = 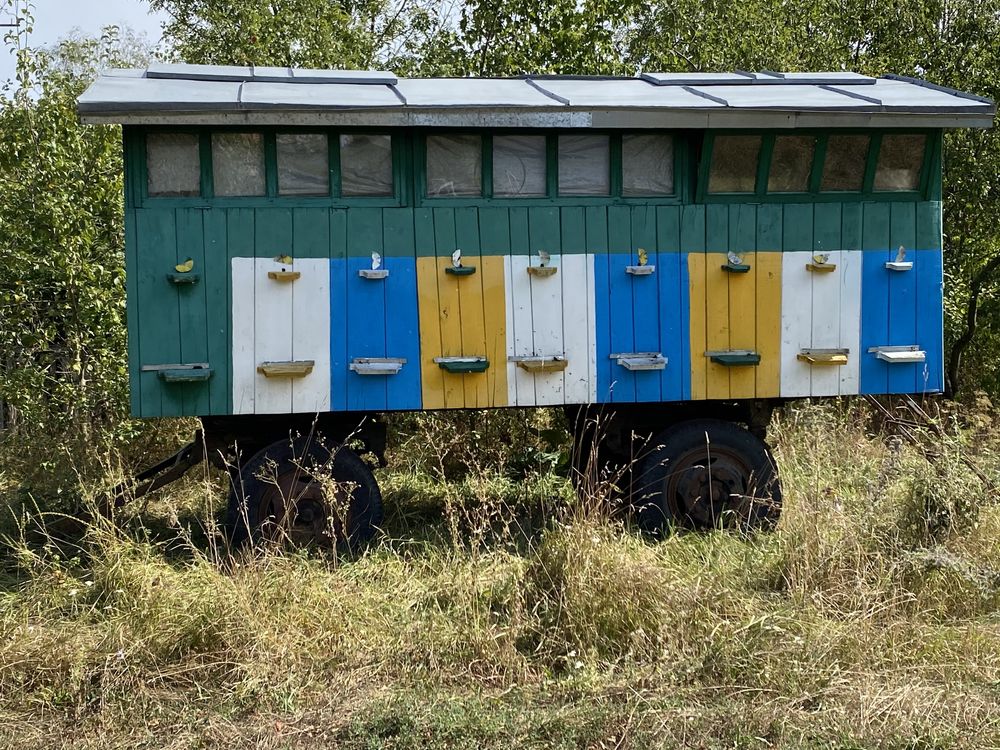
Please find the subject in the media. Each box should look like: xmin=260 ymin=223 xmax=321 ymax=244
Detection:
xmin=445 ymin=266 xmax=476 ymax=276
xmin=526 ymin=266 xmax=557 ymax=278
xmin=706 ymin=350 xmax=761 ymax=366
xmin=435 ymin=356 xmax=489 ymax=374
xmin=798 ymin=348 xmax=849 ymax=366
xmin=358 ymin=269 xmax=389 ymax=280
xmin=141 ymin=363 xmax=212 ymax=383
xmin=885 ymin=261 xmax=913 ymax=272
xmin=350 ymin=357 xmax=405 ymax=375
xmin=721 ymin=262 xmax=751 ymax=273
xmin=625 ymin=265 xmax=656 ymax=276
xmin=268 ymin=270 xmax=301 ymax=282
xmin=166 ymin=273 xmax=200 ymax=285
xmin=611 ymin=353 xmax=667 ymax=371
xmin=511 ymin=356 xmax=568 ymax=373
xmin=257 ymin=360 xmax=315 ymax=378
xmin=806 ymin=262 xmax=836 ymax=273
xmin=869 ymin=346 xmax=926 ymax=364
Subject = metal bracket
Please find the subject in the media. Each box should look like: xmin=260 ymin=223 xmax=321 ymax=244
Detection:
xmin=510 ymin=355 xmax=568 ymax=372
xmin=257 ymin=360 xmax=315 ymax=377
xmin=350 ymin=357 xmax=405 ymax=375
xmin=869 ymin=345 xmax=926 ymax=363
xmin=610 ymin=353 xmax=667 ymax=371
xmin=797 ymin=348 xmax=849 ymax=365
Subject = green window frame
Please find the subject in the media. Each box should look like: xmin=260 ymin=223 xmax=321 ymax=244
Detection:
xmin=415 ymin=130 xmax=686 ymax=207
xmin=696 ymin=129 xmax=939 ymax=204
xmin=129 ymin=126 xmax=408 ymax=208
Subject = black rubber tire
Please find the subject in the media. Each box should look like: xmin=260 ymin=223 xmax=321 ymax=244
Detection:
xmin=634 ymin=419 xmax=781 ymax=533
xmin=226 ymin=436 xmax=383 ymax=551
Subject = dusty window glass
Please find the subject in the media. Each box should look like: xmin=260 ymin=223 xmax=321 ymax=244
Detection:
xmin=623 ymin=134 xmax=674 ymax=196
xmin=820 ymin=134 xmax=870 ymax=191
xmin=147 ymin=133 xmax=200 ymax=197
xmin=277 ymin=133 xmax=329 ymax=196
xmin=212 ymin=132 xmax=265 ymax=196
xmin=558 ymin=135 xmax=610 ymax=196
xmin=768 ymin=135 xmax=815 ymax=193
xmin=708 ymin=135 xmax=761 ymax=193
xmin=874 ymin=134 xmax=926 ymax=191
xmin=426 ymin=134 xmax=482 ymax=197
xmin=493 ymin=135 xmax=546 ymax=197
xmin=341 ymin=134 xmax=393 ymax=196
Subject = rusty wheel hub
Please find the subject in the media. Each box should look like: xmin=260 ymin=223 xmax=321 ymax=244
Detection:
xmin=664 ymin=446 xmax=755 ymax=529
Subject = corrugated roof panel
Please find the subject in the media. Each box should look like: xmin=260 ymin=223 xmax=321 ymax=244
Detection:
xmin=394 ymin=78 xmax=555 ymax=107
xmin=534 ymin=78 xmax=722 ymax=108
xmin=641 ymin=72 xmax=754 ymax=86
xmin=78 ymin=74 xmax=242 ymax=111
xmin=239 ymin=81 xmax=402 ymax=108
xmin=251 ymin=66 xmax=293 ymax=82
xmin=147 ymin=62 xmax=253 ymax=81
xmin=838 ymin=79 xmax=985 ymax=109
xmin=691 ymin=84 xmax=872 ymax=108
xmin=288 ymin=68 xmax=397 ymax=84
xmin=777 ymin=71 xmax=876 ymax=84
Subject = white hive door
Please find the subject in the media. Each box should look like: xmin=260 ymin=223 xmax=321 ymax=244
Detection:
xmin=231 ymin=257 xmax=331 ymax=415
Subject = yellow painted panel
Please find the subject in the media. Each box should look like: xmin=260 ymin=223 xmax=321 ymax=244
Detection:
xmin=728 ymin=252 xmax=757 ymax=400
xmin=754 ymin=252 xmax=783 ymax=397
xmin=687 ymin=254 xmax=708 ymax=400
xmin=480 ymin=255 xmax=509 ymax=408
xmin=416 ymin=256 xmax=446 ymax=409
xmin=456 ymin=249 xmax=488 ymax=407
xmin=436 ymin=257 xmax=465 ymax=409
xmin=705 ymin=253 xmax=732 ymax=400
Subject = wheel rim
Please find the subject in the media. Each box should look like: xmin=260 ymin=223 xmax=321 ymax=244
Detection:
xmin=661 ymin=444 xmax=762 ymax=529
xmin=255 ymin=461 xmax=349 ymax=547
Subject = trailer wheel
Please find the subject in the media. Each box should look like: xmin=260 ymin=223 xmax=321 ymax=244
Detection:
xmin=226 ymin=436 xmax=383 ymax=551
xmin=635 ymin=419 xmax=781 ymax=533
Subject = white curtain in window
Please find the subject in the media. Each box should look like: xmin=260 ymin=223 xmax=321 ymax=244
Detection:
xmin=622 ymin=134 xmax=674 ymax=196
xmin=426 ymin=134 xmax=482 ymax=197
xmin=340 ymin=134 xmax=393 ymax=196
xmin=277 ymin=133 xmax=329 ymax=196
xmin=493 ymin=135 xmax=546 ymax=196
xmin=212 ymin=133 xmax=265 ymax=196
xmin=147 ymin=133 xmax=200 ymax=197
xmin=558 ymin=135 xmax=610 ymax=196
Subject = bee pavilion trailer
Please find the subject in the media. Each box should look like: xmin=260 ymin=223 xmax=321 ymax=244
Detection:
xmin=79 ymin=65 xmax=994 ymax=545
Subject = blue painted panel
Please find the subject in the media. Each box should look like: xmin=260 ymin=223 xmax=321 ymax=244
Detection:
xmin=593 ymin=253 xmax=614 ymax=402
xmin=916 ymin=251 xmax=944 ymax=393
xmin=346 ymin=256 xmax=388 ymax=411
xmin=607 ymin=253 xmax=638 ymax=403
xmin=860 ymin=250 xmax=891 ymax=395
xmin=329 ymin=258 xmax=349 ymax=411
xmin=886 ymin=259 xmax=917 ymax=394
xmin=657 ymin=251 xmax=690 ymax=402
xmin=383 ymin=256 xmax=422 ymax=410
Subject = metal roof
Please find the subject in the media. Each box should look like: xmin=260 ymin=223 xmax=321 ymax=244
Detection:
xmin=78 ymin=63 xmax=995 ymax=129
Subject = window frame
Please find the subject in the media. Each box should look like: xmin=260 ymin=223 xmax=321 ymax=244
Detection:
xmin=130 ymin=126 xmax=407 ymax=208
xmin=414 ymin=129 xmax=687 ymax=207
xmin=697 ymin=129 xmax=938 ymax=204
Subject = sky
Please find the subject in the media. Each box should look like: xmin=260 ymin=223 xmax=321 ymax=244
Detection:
xmin=0 ymin=0 xmax=167 ymax=82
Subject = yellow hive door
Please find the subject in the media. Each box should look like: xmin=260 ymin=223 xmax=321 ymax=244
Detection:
xmin=416 ymin=254 xmax=508 ymax=409
xmin=688 ymin=252 xmax=782 ymax=400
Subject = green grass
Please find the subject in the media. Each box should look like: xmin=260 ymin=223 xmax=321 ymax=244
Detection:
xmin=3 ymin=400 xmax=1000 ymax=748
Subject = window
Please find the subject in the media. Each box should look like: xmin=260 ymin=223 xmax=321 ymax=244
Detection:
xmin=623 ymin=134 xmax=674 ymax=196
xmin=768 ymin=135 xmax=815 ymax=193
xmin=820 ymin=134 xmax=869 ymax=191
xmin=874 ymin=134 xmax=926 ymax=191
xmin=277 ymin=133 xmax=329 ymax=196
xmin=493 ymin=135 xmax=546 ymax=197
xmin=212 ymin=133 xmax=265 ymax=196
xmin=708 ymin=135 xmax=761 ymax=193
xmin=427 ymin=134 xmax=482 ymax=197
xmin=559 ymin=135 xmax=610 ymax=195
xmin=341 ymin=134 xmax=393 ymax=196
xmin=146 ymin=133 xmax=200 ymax=197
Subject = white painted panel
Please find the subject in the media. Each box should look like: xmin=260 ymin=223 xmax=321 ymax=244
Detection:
xmin=809 ymin=250 xmax=843 ymax=397
xmin=508 ymin=255 xmax=537 ymax=406
xmin=231 ymin=258 xmax=256 ymax=415
xmin=779 ymin=251 xmax=814 ymax=398
xmin=530 ymin=254 xmax=565 ymax=406
xmin=837 ymin=251 xmax=863 ymax=395
xmin=254 ymin=257 xmax=294 ymax=414
xmin=562 ymin=253 xmax=595 ymax=403
xmin=291 ymin=259 xmax=331 ymax=413
xmin=503 ymin=255 xmax=519 ymax=406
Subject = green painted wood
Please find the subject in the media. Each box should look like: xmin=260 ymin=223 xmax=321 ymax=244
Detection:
xmin=432 ymin=208 xmax=457 ymax=257
xmin=256 ymin=207 xmax=293 ymax=258
xmin=413 ymin=208 xmax=435 ymax=256
xmin=585 ymin=207 xmax=608 ymax=253
xmin=455 ymin=207 xmax=482 ymax=255
xmin=135 ymin=209 xmax=182 ymax=417
xmin=916 ymin=202 xmax=942 ymax=251
xmin=384 ymin=208 xmax=416 ymax=257
xmin=631 ymin=205 xmax=657 ymax=254
xmin=159 ymin=367 xmax=213 ymax=383
xmin=608 ymin=206 xmax=631 ymax=254
xmin=346 ymin=207 xmax=384 ymax=257
xmin=203 ymin=208 xmax=230 ymax=414
xmin=293 ymin=208 xmax=331 ymax=258
xmin=479 ymin=207 xmax=511 ymax=256
xmin=175 ymin=208 xmax=211 ymax=415
xmin=124 ymin=209 xmax=141 ymax=417
xmin=814 ymin=203 xmax=842 ymax=253
xmin=756 ymin=204 xmax=782 ymax=251
xmin=841 ymin=203 xmax=863 ymax=251
xmin=732 ymin=204 xmax=756 ymax=254
xmin=509 ymin=207 xmax=529 ymax=256
xmin=782 ymin=204 xmax=813 ymax=253
xmin=529 ymin=207 xmax=560 ymax=255
xmin=890 ymin=202 xmax=917 ymax=256
xmin=561 ymin=207 xmax=586 ymax=253
xmin=706 ymin=204 xmax=729 ymax=253
xmin=655 ymin=206 xmax=681 ymax=253
xmin=330 ymin=209 xmax=347 ymax=259
xmin=680 ymin=205 xmax=706 ymax=253
xmin=862 ymin=203 xmax=891 ymax=251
